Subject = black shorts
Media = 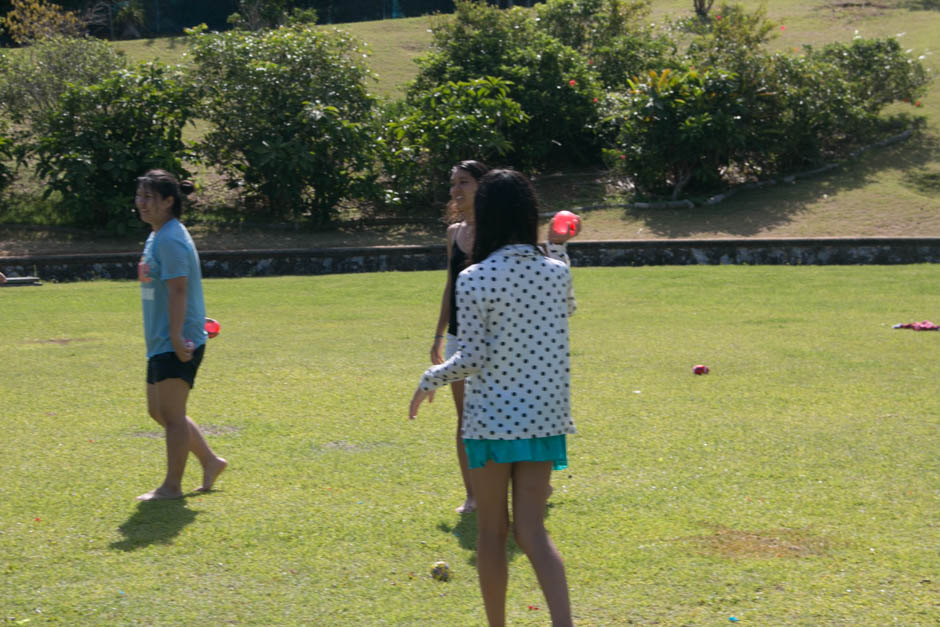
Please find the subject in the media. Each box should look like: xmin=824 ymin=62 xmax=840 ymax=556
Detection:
xmin=146 ymin=344 xmax=206 ymax=388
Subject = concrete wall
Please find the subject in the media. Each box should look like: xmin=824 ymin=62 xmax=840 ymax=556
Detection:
xmin=2 ymin=237 xmax=938 ymax=283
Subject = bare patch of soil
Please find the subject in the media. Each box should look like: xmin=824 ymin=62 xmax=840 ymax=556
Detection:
xmin=680 ymin=525 xmax=832 ymax=559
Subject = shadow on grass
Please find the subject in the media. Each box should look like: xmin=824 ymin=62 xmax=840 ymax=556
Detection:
xmin=627 ymin=122 xmax=939 ymax=238
xmin=109 ymin=499 xmax=198 ymax=552
xmin=437 ymin=501 xmax=557 ymax=567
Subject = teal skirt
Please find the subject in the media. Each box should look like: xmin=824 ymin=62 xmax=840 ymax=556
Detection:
xmin=463 ymin=435 xmax=568 ymax=471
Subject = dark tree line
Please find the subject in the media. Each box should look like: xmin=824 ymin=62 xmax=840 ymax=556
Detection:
xmin=0 ymin=0 xmax=545 ymax=40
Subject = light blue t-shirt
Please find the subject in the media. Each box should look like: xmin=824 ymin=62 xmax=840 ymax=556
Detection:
xmin=139 ymin=218 xmax=207 ymax=358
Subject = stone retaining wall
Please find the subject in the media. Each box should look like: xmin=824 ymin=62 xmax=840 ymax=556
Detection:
xmin=2 ymin=237 xmax=938 ymax=283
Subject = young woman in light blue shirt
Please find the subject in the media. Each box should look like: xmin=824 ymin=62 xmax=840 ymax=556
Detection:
xmin=136 ymin=169 xmax=226 ymax=501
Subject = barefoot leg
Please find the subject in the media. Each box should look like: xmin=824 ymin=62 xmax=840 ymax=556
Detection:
xmin=148 ymin=384 xmax=226 ymax=492
xmin=141 ymin=379 xmax=190 ymax=499
xmin=453 ymin=380 xmax=475 ymax=514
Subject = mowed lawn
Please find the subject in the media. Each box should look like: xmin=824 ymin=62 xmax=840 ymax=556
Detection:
xmin=0 ymin=266 xmax=938 ymax=625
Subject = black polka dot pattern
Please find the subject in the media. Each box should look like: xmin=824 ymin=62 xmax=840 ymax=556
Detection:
xmin=420 ymin=243 xmax=577 ymax=440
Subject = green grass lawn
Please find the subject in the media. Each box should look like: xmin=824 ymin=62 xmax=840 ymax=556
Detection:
xmin=1 ymin=266 xmax=937 ymax=624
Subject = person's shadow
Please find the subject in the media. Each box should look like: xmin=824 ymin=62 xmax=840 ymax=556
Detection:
xmin=109 ymin=498 xmax=198 ymax=552
xmin=438 ymin=503 xmax=556 ymax=567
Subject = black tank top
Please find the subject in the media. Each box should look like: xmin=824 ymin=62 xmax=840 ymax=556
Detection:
xmin=448 ymin=244 xmax=469 ymax=336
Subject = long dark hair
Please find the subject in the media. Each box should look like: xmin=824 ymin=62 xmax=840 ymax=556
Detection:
xmin=445 ymin=160 xmax=490 ymax=223
xmin=136 ymin=169 xmax=195 ymax=219
xmin=471 ymin=169 xmax=539 ymax=263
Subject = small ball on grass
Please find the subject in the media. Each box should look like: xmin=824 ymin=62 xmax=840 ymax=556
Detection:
xmin=430 ymin=561 xmax=452 ymax=582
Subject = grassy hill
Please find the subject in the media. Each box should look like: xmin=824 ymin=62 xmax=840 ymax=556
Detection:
xmin=1 ymin=0 xmax=936 ymax=256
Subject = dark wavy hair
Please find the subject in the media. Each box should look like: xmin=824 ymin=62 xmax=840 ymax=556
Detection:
xmin=471 ymin=169 xmax=539 ymax=263
xmin=444 ymin=160 xmax=490 ymax=223
xmin=136 ymin=169 xmax=194 ymax=219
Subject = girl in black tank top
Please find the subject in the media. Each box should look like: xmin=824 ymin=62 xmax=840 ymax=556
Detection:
xmin=430 ymin=160 xmax=490 ymax=515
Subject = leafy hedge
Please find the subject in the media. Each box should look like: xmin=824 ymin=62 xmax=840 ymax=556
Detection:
xmin=0 ymin=0 xmax=931 ymax=230
xmin=32 ymin=63 xmax=197 ymax=233
xmin=411 ymin=0 xmax=601 ymax=169
xmin=380 ymin=76 xmax=527 ymax=209
xmin=187 ymin=23 xmax=378 ymax=226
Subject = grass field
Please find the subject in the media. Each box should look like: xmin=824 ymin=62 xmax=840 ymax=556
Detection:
xmin=1 ymin=266 xmax=938 ymax=624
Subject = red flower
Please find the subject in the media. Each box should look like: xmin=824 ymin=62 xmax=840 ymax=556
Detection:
xmin=716 ymin=15 xmax=721 ymax=20
xmin=568 ymin=79 xmax=577 ymax=86
xmin=619 ymin=154 xmax=626 ymax=160
xmin=593 ymin=97 xmax=598 ymax=103
xmin=781 ymin=25 xmax=786 ymax=30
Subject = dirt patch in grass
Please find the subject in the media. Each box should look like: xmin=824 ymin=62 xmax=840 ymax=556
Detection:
xmin=682 ymin=525 xmax=832 ymax=559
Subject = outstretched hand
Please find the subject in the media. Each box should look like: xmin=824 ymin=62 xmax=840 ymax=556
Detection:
xmin=409 ymin=386 xmax=435 ymax=420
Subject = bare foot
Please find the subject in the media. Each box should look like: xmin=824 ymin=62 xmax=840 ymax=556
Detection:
xmin=137 ymin=486 xmax=183 ymax=501
xmin=196 ymin=457 xmax=227 ymax=492
xmin=456 ymin=497 xmax=476 ymax=514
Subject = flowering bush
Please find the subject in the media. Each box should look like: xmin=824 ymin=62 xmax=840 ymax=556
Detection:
xmin=814 ymin=37 xmax=929 ymax=114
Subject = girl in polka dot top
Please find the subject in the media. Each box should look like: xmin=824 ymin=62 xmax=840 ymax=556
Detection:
xmin=410 ymin=169 xmax=575 ymax=626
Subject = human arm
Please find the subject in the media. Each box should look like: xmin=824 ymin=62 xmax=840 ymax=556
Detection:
xmin=166 ymin=276 xmax=193 ymax=362
xmin=543 ymin=235 xmax=577 ymax=316
xmin=411 ymin=271 xmax=486 ymax=418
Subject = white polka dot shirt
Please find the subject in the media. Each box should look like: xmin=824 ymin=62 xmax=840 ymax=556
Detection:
xmin=420 ymin=243 xmax=577 ymax=440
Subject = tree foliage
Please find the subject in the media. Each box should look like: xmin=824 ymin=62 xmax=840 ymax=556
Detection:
xmin=0 ymin=35 xmax=124 ymax=128
xmin=380 ymin=76 xmax=527 ymax=209
xmin=187 ymin=23 xmax=377 ymax=225
xmin=535 ymin=0 xmax=673 ymax=90
xmin=412 ymin=0 xmax=600 ymax=170
xmin=0 ymin=0 xmax=82 ymax=43
xmin=32 ymin=63 xmax=197 ymax=233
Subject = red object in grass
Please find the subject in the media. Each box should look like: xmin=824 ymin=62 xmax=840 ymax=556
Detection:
xmin=205 ymin=318 xmax=221 ymax=338
xmin=693 ymin=364 xmax=710 ymax=375
xmin=568 ymin=79 xmax=576 ymax=86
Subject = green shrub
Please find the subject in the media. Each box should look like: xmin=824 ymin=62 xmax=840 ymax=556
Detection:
xmin=0 ymin=35 xmax=125 ymax=129
xmin=605 ymin=67 xmax=748 ymax=198
xmin=32 ymin=63 xmax=197 ymax=234
xmin=411 ymin=0 xmax=601 ymax=169
xmin=813 ymin=37 xmax=930 ymax=114
xmin=603 ymin=2 xmax=931 ymax=196
xmin=685 ymin=2 xmax=777 ymax=68
xmin=0 ymin=130 xmax=14 ymax=200
xmin=535 ymin=0 xmax=674 ymax=90
xmin=379 ymin=76 xmax=528 ymax=211
xmin=188 ymin=24 xmax=377 ymax=226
